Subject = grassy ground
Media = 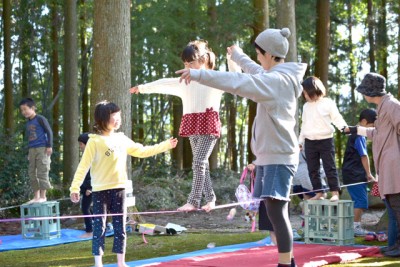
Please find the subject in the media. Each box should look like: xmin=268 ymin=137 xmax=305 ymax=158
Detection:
xmin=1 ymin=231 xmax=399 ymax=267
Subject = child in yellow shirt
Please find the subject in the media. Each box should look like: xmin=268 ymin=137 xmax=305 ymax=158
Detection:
xmin=70 ymin=100 xmax=177 ymax=267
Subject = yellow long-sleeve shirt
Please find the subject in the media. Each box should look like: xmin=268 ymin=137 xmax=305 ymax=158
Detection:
xmin=70 ymin=133 xmax=172 ymax=194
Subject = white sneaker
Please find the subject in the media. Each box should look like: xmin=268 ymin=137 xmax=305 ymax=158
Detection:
xmin=354 ymin=226 xmax=368 ymax=236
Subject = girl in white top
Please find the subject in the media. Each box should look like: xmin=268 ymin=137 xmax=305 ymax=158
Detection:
xmin=130 ymin=40 xmax=223 ymax=212
xmin=299 ymin=76 xmax=347 ymax=201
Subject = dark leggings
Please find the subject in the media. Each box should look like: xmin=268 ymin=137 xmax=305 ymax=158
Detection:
xmin=264 ymin=198 xmax=292 ymax=253
xmin=386 ymin=193 xmax=400 ymax=244
xmin=81 ymin=193 xmax=93 ymax=233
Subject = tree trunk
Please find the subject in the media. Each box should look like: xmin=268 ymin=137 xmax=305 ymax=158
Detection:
xmin=172 ymin=99 xmax=183 ymax=170
xmin=207 ymin=0 xmax=219 ymax=171
xmin=3 ymin=0 xmax=14 ymax=135
xmin=367 ymin=0 xmax=376 ymax=73
xmin=248 ymin=0 xmax=269 ymax=165
xmin=346 ymin=1 xmax=357 ymax=125
xmin=315 ymin=0 xmax=330 ymax=89
xmin=79 ymin=0 xmax=91 ymax=132
xmin=376 ymin=0 xmax=388 ymax=78
xmin=20 ymin=0 xmax=33 ymax=98
xmin=92 ymin=0 xmax=131 ymax=176
xmin=51 ymin=1 xmax=61 ymax=176
xmin=276 ymin=0 xmax=297 ymax=63
xmin=63 ymin=0 xmax=80 ymax=190
xmin=276 ymin=0 xmax=300 ymax=134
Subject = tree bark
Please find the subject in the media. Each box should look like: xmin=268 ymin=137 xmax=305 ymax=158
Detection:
xmin=315 ymin=0 xmax=330 ymax=89
xmin=92 ymin=0 xmax=131 ymax=177
xmin=376 ymin=0 xmax=388 ymax=78
xmin=51 ymin=1 xmax=61 ymax=176
xmin=63 ymin=0 xmax=80 ymax=189
xmin=3 ymin=0 xmax=14 ymax=135
xmin=367 ymin=0 xmax=376 ymax=73
xmin=79 ymin=0 xmax=91 ymax=132
xmin=248 ymin=0 xmax=269 ymax=165
xmin=276 ymin=0 xmax=297 ymax=63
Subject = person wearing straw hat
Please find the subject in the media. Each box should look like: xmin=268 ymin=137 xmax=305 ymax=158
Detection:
xmin=344 ymin=73 xmax=400 ymax=257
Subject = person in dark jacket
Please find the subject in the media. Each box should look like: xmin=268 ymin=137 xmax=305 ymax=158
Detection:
xmin=78 ymin=133 xmax=93 ymax=238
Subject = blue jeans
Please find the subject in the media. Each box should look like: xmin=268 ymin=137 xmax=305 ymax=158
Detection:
xmin=384 ymin=199 xmax=399 ymax=247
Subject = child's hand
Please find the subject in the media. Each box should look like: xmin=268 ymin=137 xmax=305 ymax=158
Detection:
xmin=169 ymin=137 xmax=178 ymax=148
xmin=367 ymin=173 xmax=376 ymax=182
xmin=247 ymin=163 xmax=255 ymax=171
xmin=85 ymin=189 xmax=92 ymax=196
xmin=70 ymin=193 xmax=80 ymax=203
xmin=176 ymin=69 xmax=192 ymax=85
xmin=46 ymin=147 xmax=53 ymax=156
xmin=129 ymin=86 xmax=140 ymax=94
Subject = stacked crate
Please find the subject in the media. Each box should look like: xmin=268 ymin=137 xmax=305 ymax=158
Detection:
xmin=20 ymin=201 xmax=61 ymax=240
xmin=304 ymin=199 xmax=354 ymax=245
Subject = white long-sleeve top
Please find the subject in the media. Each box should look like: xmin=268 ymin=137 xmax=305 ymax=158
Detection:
xmin=138 ymin=78 xmax=223 ymax=137
xmin=299 ymin=97 xmax=347 ymax=145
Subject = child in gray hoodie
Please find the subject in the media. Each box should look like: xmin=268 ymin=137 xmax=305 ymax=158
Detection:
xmin=177 ymin=28 xmax=307 ymax=267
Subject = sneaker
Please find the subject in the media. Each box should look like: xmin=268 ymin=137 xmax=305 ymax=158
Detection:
xmin=293 ymin=229 xmax=302 ymax=241
xmin=354 ymin=226 xmax=368 ymax=237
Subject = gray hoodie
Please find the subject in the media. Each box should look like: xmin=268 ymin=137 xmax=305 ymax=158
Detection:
xmin=189 ymin=50 xmax=307 ymax=166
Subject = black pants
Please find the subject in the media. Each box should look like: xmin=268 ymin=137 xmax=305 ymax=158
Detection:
xmin=81 ymin=192 xmax=93 ymax=233
xmin=305 ymin=138 xmax=340 ymax=192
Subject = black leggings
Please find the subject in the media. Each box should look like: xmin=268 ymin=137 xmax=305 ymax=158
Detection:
xmin=264 ymin=198 xmax=292 ymax=253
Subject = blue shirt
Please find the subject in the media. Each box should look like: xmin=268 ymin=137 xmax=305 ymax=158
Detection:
xmin=26 ymin=115 xmax=53 ymax=148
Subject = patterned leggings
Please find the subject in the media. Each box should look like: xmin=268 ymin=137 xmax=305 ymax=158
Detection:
xmin=92 ymin=189 xmax=126 ymax=255
xmin=187 ymin=135 xmax=218 ymax=208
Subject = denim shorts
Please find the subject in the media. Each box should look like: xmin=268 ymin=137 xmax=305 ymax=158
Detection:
xmin=253 ymin=164 xmax=297 ymax=201
xmin=347 ymin=184 xmax=368 ymax=209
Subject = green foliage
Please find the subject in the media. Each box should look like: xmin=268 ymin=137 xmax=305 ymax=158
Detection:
xmin=0 ymin=133 xmax=31 ymax=208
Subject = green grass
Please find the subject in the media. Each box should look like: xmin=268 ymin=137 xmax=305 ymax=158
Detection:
xmin=0 ymin=233 xmax=398 ymax=267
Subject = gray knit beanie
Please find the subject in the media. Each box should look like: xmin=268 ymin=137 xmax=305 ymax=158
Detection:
xmin=255 ymin=28 xmax=291 ymax=58
xmin=356 ymin=73 xmax=387 ymax=97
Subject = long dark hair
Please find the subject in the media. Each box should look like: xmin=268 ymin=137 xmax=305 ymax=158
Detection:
xmin=93 ymin=100 xmax=121 ymax=134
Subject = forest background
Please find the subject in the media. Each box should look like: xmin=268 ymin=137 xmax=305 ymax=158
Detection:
xmin=0 ymin=0 xmax=399 ymax=213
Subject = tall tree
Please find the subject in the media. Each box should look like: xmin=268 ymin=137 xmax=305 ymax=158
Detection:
xmin=346 ymin=0 xmax=357 ymax=123
xmin=79 ymin=0 xmax=91 ymax=132
xmin=376 ymin=0 xmax=388 ymax=78
xmin=276 ymin=0 xmax=297 ymax=63
xmin=51 ymin=1 xmax=61 ymax=174
xmin=207 ymin=0 xmax=221 ymax=171
xmin=63 ymin=0 xmax=80 ymax=189
xmin=248 ymin=0 xmax=269 ymax=164
xmin=315 ymin=0 xmax=330 ymax=88
xmin=367 ymin=0 xmax=376 ymax=73
xmin=3 ymin=0 xmax=14 ymax=134
xmin=92 ymin=1 xmax=131 ymax=136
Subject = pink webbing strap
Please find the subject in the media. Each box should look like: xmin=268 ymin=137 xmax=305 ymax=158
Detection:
xmin=240 ymin=167 xmax=255 ymax=192
xmin=251 ymin=219 xmax=256 ymax=232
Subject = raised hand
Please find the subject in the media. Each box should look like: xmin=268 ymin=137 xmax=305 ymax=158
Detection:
xmin=129 ymin=86 xmax=140 ymax=94
xmin=176 ymin=69 xmax=192 ymax=85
